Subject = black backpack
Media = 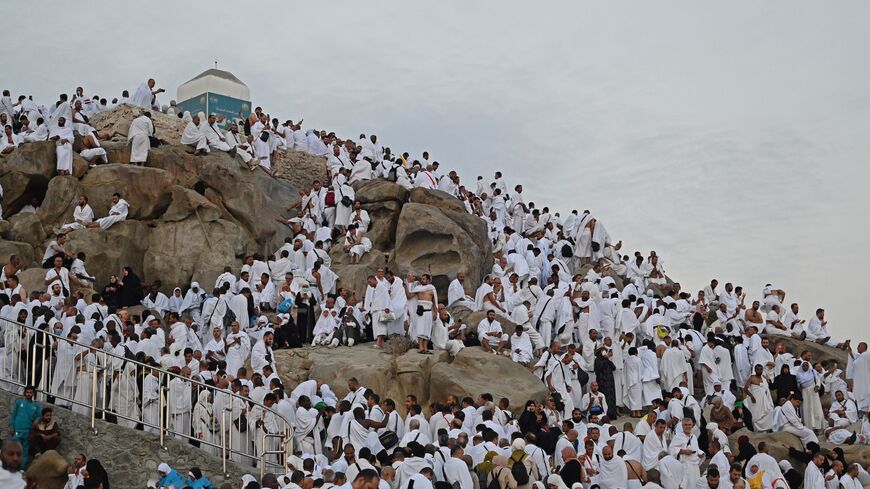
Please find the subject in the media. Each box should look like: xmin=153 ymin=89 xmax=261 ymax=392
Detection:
xmin=486 ymin=470 xmax=502 ymax=489
xmin=561 ymin=243 xmax=573 ymax=258
xmin=510 ymin=455 xmax=530 ymax=486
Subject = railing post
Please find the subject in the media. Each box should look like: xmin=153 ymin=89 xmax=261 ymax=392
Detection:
xmin=221 ymin=409 xmax=228 ymax=478
xmin=159 ymin=376 xmax=165 ymax=450
xmin=260 ymin=430 xmax=266 ymax=481
xmin=29 ymin=333 xmax=37 ymax=388
xmin=90 ymin=361 xmax=98 ymax=434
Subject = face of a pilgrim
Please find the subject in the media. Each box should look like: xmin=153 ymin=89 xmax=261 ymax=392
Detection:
xmin=682 ymin=418 xmax=694 ymax=435
xmin=57 ymin=117 xmax=66 ymax=127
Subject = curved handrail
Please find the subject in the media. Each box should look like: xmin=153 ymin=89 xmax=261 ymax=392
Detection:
xmin=0 ymin=317 xmax=291 ymax=477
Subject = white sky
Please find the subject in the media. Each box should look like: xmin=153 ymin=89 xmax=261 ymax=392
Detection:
xmin=5 ymin=1 xmax=869 ymax=341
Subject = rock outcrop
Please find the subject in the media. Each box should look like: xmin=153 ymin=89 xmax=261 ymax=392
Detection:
xmin=391 ymin=203 xmax=491 ymax=296
xmin=274 ymin=344 xmax=548 ymax=414
xmin=89 ymin=104 xmax=185 ymax=143
xmin=0 ymin=107 xmax=493 ymax=307
xmin=322 ymin=180 xmax=491 ymax=302
xmin=0 ymin=107 xmax=334 ymax=292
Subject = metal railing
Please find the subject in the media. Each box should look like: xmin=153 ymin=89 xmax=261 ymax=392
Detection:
xmin=0 ymin=318 xmax=291 ymax=478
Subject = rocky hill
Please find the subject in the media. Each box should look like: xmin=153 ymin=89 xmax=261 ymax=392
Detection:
xmin=0 ymin=107 xmax=492 ymax=301
xmin=2 ymin=107 xmax=867 ymax=478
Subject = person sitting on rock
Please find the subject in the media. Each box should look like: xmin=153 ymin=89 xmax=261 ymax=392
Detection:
xmin=58 ymin=195 xmax=94 ymax=233
xmin=78 ymin=130 xmax=107 ymax=167
xmin=311 ymin=296 xmax=340 ymax=347
xmin=181 ymin=113 xmax=209 ymax=155
xmin=41 ymin=233 xmax=74 ymax=269
xmin=28 ymin=407 xmax=61 ymax=460
xmin=478 ymin=309 xmax=508 ymax=354
xmin=343 ymin=225 xmax=372 ymax=265
xmin=69 ymin=252 xmax=95 ymax=289
xmin=86 ymin=193 xmax=128 ymax=230
xmin=201 ymin=113 xmax=234 ymax=154
xmin=224 ymin=122 xmax=254 ymax=165
xmin=0 ymin=124 xmax=21 ymax=156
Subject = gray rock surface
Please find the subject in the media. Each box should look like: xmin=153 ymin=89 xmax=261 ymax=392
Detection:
xmin=274 ymin=343 xmax=548 ymax=415
xmin=391 ymin=202 xmax=492 ymax=299
xmin=0 ymin=388 xmax=254 ymax=489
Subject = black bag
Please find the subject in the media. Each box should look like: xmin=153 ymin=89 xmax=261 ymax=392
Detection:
xmin=378 ymin=430 xmax=399 ymax=450
xmin=591 ymin=241 xmax=601 ymax=252
xmin=234 ymin=414 xmax=248 ymax=432
xmin=149 ymin=136 xmax=163 ymax=147
xmin=223 ymin=307 xmax=236 ymax=329
xmin=561 ymin=243 xmax=573 ymax=258
xmin=509 ymin=455 xmax=530 ymax=485
xmin=416 ymin=305 xmax=425 ymax=316
xmin=338 ymin=187 xmax=353 ymax=207
xmin=486 ymin=469 xmax=503 ymax=489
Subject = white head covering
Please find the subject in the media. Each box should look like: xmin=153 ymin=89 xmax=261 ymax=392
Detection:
xmin=158 ymin=463 xmax=171 ymax=474
xmin=511 ymin=438 xmax=526 ymax=452
xmin=546 ymin=475 xmax=570 ymax=489
xmin=241 ymin=474 xmax=257 ymax=487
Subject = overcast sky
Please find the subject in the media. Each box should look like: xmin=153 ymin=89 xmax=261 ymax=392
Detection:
xmin=5 ymin=1 xmax=869 ymax=341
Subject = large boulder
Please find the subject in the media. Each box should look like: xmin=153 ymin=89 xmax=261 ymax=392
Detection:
xmin=162 ymin=186 xmax=221 ymax=223
xmin=142 ymin=144 xmax=209 ymax=188
xmin=0 ymin=141 xmax=56 ymax=181
xmin=354 ymin=179 xmax=409 ymax=205
xmin=65 ymin=221 xmax=151 ymax=283
xmin=0 ymin=240 xmax=37 ymax=267
xmin=198 ymin=157 xmax=299 ymax=248
xmin=330 ymin=248 xmax=391 ymax=298
xmin=142 ymin=218 xmax=256 ymax=288
xmin=80 ymin=164 xmax=174 ymax=219
xmin=392 ymin=203 xmax=492 ymax=300
xmin=18 ymin=266 xmax=48 ymax=294
xmin=409 ymin=187 xmax=466 ymax=213
xmin=0 ymin=170 xmax=41 ymax=218
xmin=37 ymin=176 xmax=84 ymax=228
xmin=272 ymin=149 xmax=330 ymax=190
xmin=89 ymin=104 xmax=185 ymax=143
xmin=5 ymin=212 xmax=46 ymax=249
xmin=430 ymin=348 xmax=548 ymax=412
xmin=354 ymin=180 xmax=408 ymax=251
xmin=100 ymin=140 xmax=131 ymax=165
xmin=274 ymin=344 xmax=547 ymax=414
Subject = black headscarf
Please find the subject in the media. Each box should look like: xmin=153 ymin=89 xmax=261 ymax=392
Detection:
xmin=771 ymin=365 xmax=799 ymax=402
xmin=85 ymin=459 xmax=110 ymax=489
xmin=118 ymin=267 xmax=144 ymax=307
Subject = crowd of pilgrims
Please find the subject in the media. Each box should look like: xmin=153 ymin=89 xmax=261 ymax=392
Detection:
xmin=1 ymin=80 xmax=870 ymax=489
